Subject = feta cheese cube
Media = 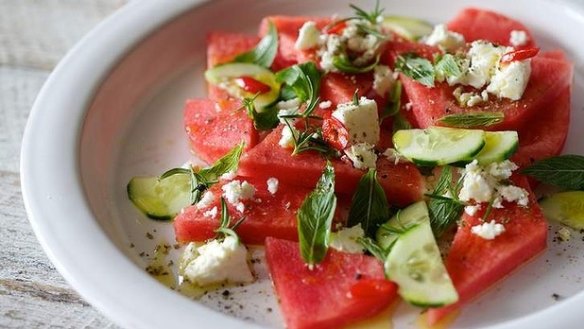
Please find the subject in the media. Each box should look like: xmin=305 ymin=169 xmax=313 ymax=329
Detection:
xmin=464 ymin=205 xmax=481 ymax=216
xmin=471 ymin=220 xmax=505 ymax=240
xmin=266 ymin=177 xmax=279 ymax=195
xmin=220 ymin=170 xmax=237 ymax=180
xmin=373 ymin=65 xmax=395 ymax=97
xmin=181 ymin=237 xmax=254 ymax=286
xmin=509 ymin=30 xmax=529 ymax=47
xmin=332 ymin=97 xmax=380 ymax=145
xmin=329 ymin=225 xmax=366 ymax=254
xmin=486 ymin=60 xmax=531 ymax=101
xmin=486 ymin=160 xmax=518 ymax=180
xmin=295 ymin=21 xmax=321 ymax=50
xmin=424 ymin=24 xmax=465 ymax=52
xmin=345 ymin=143 xmax=377 ymax=170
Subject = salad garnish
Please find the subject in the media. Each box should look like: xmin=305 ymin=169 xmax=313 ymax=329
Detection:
xmin=297 ymin=161 xmax=337 ymax=268
xmin=347 ymin=168 xmax=391 ymax=237
xmin=233 ymin=21 xmax=278 ymax=67
xmin=438 ymin=112 xmax=505 ymax=128
xmin=522 ymin=154 xmax=584 ymax=190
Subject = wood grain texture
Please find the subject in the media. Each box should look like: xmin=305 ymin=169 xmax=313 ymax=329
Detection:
xmin=1 ymin=0 xmax=127 ymax=327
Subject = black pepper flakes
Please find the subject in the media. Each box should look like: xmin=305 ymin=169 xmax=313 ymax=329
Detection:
xmin=222 ymin=290 xmax=231 ymax=297
xmin=146 ymin=232 xmax=154 ymax=240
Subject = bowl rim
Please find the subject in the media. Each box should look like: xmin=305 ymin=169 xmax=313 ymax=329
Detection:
xmin=19 ymin=0 xmax=584 ymax=328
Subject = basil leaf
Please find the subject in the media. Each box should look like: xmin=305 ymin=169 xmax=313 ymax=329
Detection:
xmin=234 ymin=21 xmax=278 ymax=68
xmin=427 ymin=166 xmax=464 ymax=237
xmin=522 ymin=155 xmax=584 ymax=190
xmin=241 ymin=97 xmax=279 ymax=131
xmin=332 ymin=53 xmax=380 ymax=74
xmin=438 ymin=112 xmax=504 ymax=128
xmin=198 ymin=141 xmax=245 ymax=185
xmin=276 ymin=62 xmax=322 ymax=117
xmin=348 ymin=169 xmax=391 ymax=237
xmin=297 ymin=161 xmax=337 ymax=267
xmin=395 ymin=53 xmax=435 ymax=87
xmin=434 ymin=53 xmax=463 ymax=81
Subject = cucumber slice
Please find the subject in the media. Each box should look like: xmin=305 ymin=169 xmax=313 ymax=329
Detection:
xmin=205 ymin=63 xmax=280 ymax=109
xmin=393 ymin=127 xmax=486 ymax=166
xmin=127 ymin=171 xmax=191 ymax=220
xmin=381 ymin=16 xmax=433 ymax=41
xmin=376 ymin=201 xmax=428 ymax=250
xmin=475 ymin=131 xmax=519 ymax=165
xmin=381 ymin=201 xmax=459 ymax=307
xmin=540 ymin=191 xmax=584 ymax=229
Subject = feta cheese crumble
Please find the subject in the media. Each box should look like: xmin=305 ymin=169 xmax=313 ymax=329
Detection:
xmin=373 ymin=65 xmax=396 ymax=97
xmin=345 ymin=143 xmax=377 ymax=170
xmin=267 ymin=177 xmax=279 ymax=195
xmin=458 ymin=160 xmax=494 ymax=203
xmin=277 ymin=98 xmax=301 ymax=124
xmin=424 ymin=24 xmax=465 ymax=52
xmin=471 ymin=220 xmax=505 ymax=240
xmin=279 ymin=125 xmax=297 ymax=148
xmin=319 ymin=100 xmax=332 ymax=109
xmin=203 ymin=206 xmax=218 ymax=218
xmin=180 ymin=237 xmax=254 ymax=286
xmin=329 ymin=225 xmax=365 ymax=254
xmin=295 ymin=21 xmax=321 ymax=50
xmin=222 ymin=180 xmax=255 ymax=204
xmin=464 ymin=41 xmax=509 ymax=89
xmin=332 ymin=97 xmax=380 ymax=145
xmin=220 ymin=170 xmax=237 ymax=180
xmin=494 ymin=185 xmax=529 ymax=208
xmin=383 ymin=148 xmax=406 ymax=165
xmin=509 ymin=30 xmax=528 ymax=47
xmin=464 ymin=205 xmax=481 ymax=216
xmin=196 ymin=191 xmax=215 ymax=209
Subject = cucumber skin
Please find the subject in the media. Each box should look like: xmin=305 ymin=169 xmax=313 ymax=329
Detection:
xmin=127 ymin=181 xmax=174 ymax=221
xmin=409 ymin=139 xmax=486 ymax=167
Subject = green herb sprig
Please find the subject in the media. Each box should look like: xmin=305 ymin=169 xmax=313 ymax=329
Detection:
xmin=233 ymin=21 xmax=278 ymax=68
xmin=438 ymin=112 xmax=504 ymax=128
xmin=522 ymin=155 xmax=584 ymax=190
xmin=347 ymin=169 xmax=391 ymax=237
xmin=426 ymin=166 xmax=464 ymax=237
xmin=215 ymin=197 xmax=247 ymax=243
xmin=395 ymin=53 xmax=435 ymax=87
xmin=297 ymin=162 xmax=337 ymax=268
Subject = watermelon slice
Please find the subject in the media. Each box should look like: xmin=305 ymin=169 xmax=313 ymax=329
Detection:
xmin=447 ymin=8 xmax=536 ymax=47
xmin=426 ymin=175 xmax=547 ymax=325
xmin=258 ymin=16 xmax=331 ymax=70
xmin=174 ymin=177 xmax=351 ymax=244
xmin=320 ymin=72 xmax=375 ymax=108
xmin=265 ymin=237 xmax=398 ymax=329
xmin=238 ymin=126 xmax=425 ymax=206
xmin=399 ymin=53 xmax=573 ymax=131
xmin=511 ymin=51 xmax=573 ymax=168
xmin=206 ymin=32 xmax=260 ymax=101
xmin=184 ymin=99 xmax=258 ymax=164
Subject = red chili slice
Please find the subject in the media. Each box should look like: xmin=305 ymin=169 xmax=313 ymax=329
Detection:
xmin=234 ymin=76 xmax=271 ymax=94
xmin=348 ymin=279 xmax=396 ymax=299
xmin=324 ymin=21 xmax=347 ymax=35
xmin=322 ymin=118 xmax=350 ymax=151
xmin=500 ymin=47 xmax=540 ymax=64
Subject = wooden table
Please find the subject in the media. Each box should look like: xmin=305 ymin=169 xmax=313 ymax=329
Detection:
xmin=0 ymin=1 xmax=126 ymax=327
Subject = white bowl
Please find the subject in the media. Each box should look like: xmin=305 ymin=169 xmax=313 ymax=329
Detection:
xmin=21 ymin=0 xmax=584 ymax=328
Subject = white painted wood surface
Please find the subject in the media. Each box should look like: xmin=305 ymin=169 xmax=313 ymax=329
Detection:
xmin=1 ymin=1 xmax=126 ymax=327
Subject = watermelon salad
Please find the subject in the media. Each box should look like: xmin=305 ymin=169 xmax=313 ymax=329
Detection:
xmin=126 ymin=3 xmax=584 ymax=328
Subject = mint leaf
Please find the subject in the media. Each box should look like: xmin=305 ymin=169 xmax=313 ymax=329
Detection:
xmin=357 ymin=236 xmax=388 ymax=261
xmin=522 ymin=155 xmax=584 ymax=190
xmin=427 ymin=166 xmax=464 ymax=237
xmin=297 ymin=161 xmax=337 ymax=267
xmin=332 ymin=53 xmax=380 ymax=74
xmin=434 ymin=53 xmax=463 ymax=81
xmin=438 ymin=112 xmax=504 ymax=128
xmin=197 ymin=141 xmax=245 ymax=186
xmin=234 ymin=21 xmax=278 ymax=68
xmin=348 ymin=169 xmax=391 ymax=237
xmin=395 ymin=53 xmax=435 ymax=87
xmin=276 ymin=62 xmax=322 ymax=116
